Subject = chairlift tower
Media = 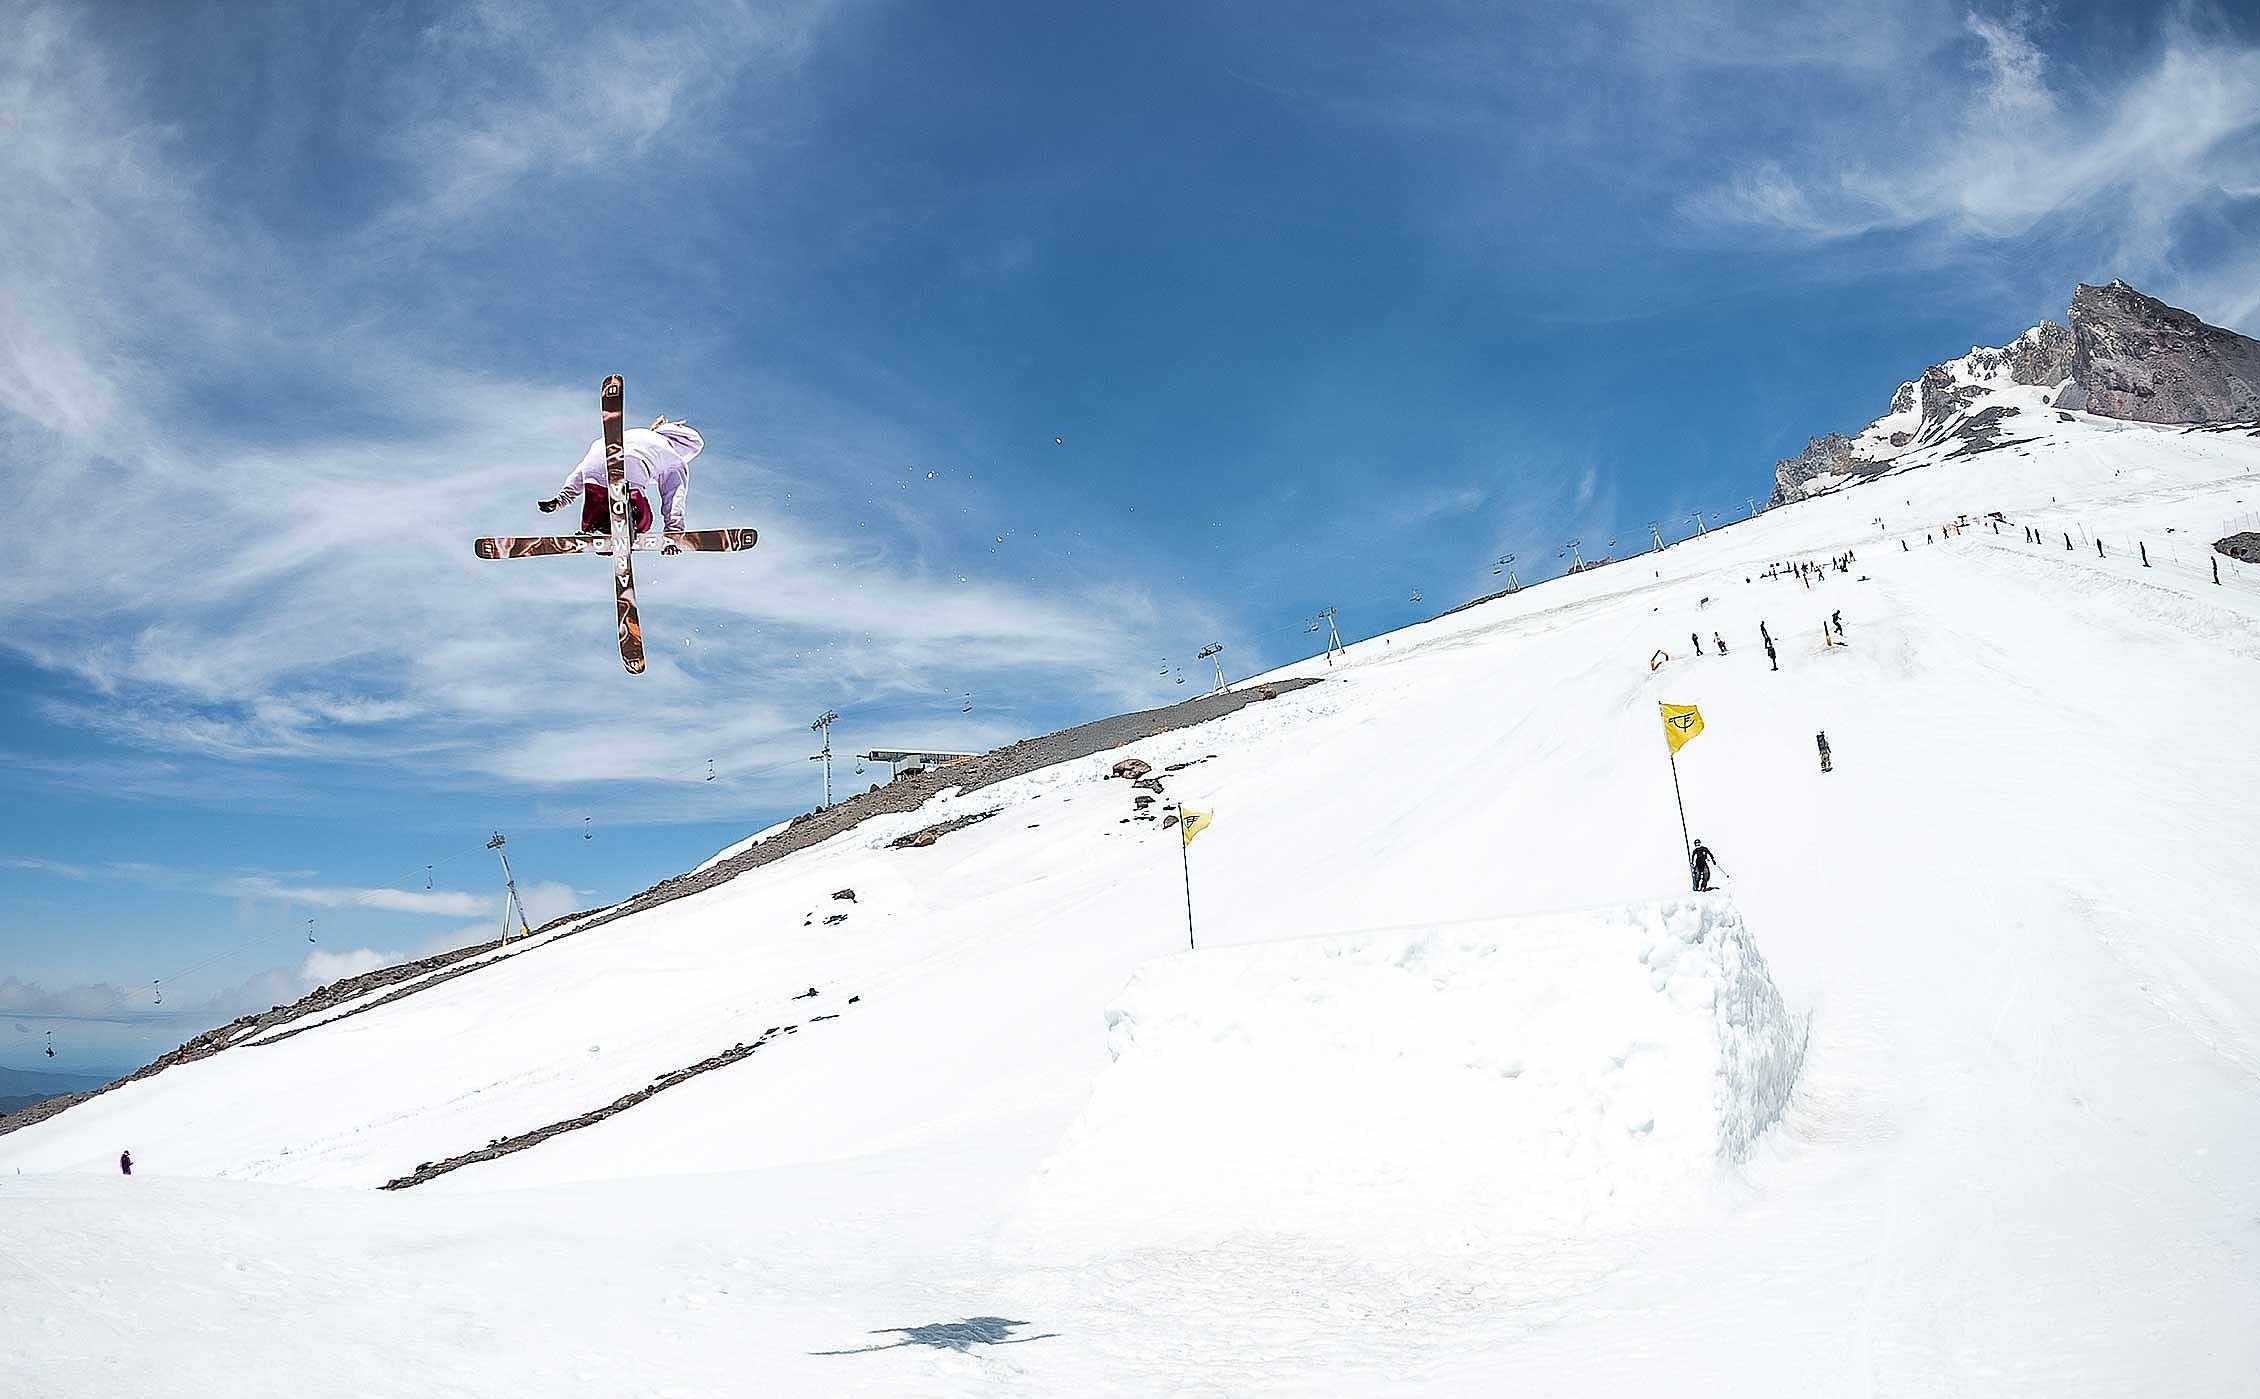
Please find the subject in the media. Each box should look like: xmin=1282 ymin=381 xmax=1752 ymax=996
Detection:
xmin=486 ymin=831 xmax=531 ymax=942
xmin=1745 ymin=496 xmax=1761 ymax=519
xmin=1498 ymin=552 xmax=1520 ymax=592
xmin=809 ymin=710 xmax=840 ymax=808
xmin=1198 ymin=643 xmax=1228 ymax=694
xmin=1687 ymin=510 xmax=1708 ymax=537
xmin=1562 ymin=538 xmax=1586 ymax=571
xmin=1317 ymin=607 xmax=1345 ymax=664
xmin=1647 ymin=523 xmax=1665 ymax=551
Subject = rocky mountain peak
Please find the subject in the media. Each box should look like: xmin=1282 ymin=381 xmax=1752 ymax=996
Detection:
xmin=2057 ymin=282 xmax=2260 ymax=423
xmin=1767 ymin=282 xmax=2259 ymax=507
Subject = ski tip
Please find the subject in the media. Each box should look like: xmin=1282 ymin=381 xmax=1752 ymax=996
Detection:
xmin=623 ymin=656 xmax=647 ymax=675
xmin=603 ymin=374 xmax=623 ymax=397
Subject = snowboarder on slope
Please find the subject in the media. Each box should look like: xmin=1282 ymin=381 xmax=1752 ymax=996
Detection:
xmin=538 ymin=417 xmax=704 ymax=547
xmin=1712 ymin=632 xmax=1729 ymax=655
xmin=1690 ymin=839 xmax=1724 ymax=892
xmin=119 ymin=1150 xmax=132 ymax=1176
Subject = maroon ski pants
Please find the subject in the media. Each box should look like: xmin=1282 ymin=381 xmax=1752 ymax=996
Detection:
xmin=580 ymin=485 xmax=653 ymax=534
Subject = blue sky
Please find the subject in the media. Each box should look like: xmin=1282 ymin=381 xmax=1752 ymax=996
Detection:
xmin=5 ymin=0 xmax=2258 ymax=1073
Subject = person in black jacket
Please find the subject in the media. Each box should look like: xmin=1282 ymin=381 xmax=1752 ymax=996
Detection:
xmin=1691 ymin=840 xmax=1726 ymax=892
xmin=119 ymin=1150 xmax=132 ymax=1176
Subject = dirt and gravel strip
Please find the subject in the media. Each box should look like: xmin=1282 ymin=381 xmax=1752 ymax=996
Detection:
xmin=254 ymin=676 xmax=1322 ymax=1048
xmin=379 ymin=997 xmax=858 ymax=1190
xmin=545 ymin=676 xmax=1322 ymax=939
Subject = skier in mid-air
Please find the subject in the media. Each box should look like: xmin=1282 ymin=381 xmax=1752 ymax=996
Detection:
xmin=1690 ymin=839 xmax=1725 ymax=892
xmin=538 ymin=416 xmax=704 ymax=549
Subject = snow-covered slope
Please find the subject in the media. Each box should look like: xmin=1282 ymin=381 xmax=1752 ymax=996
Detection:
xmin=6 ymin=410 xmax=2260 ymax=1395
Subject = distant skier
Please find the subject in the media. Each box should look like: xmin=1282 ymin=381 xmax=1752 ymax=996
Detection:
xmin=119 ymin=1150 xmax=132 ymax=1176
xmin=1831 ymin=610 xmax=1844 ymax=638
xmin=1691 ymin=632 xmax=1704 ymax=655
xmin=1712 ymin=632 xmax=1728 ymax=655
xmin=1763 ymin=637 xmax=1778 ymax=671
xmin=1759 ymin=620 xmax=1771 ymax=646
xmin=539 ymin=417 xmax=704 ymax=547
xmin=1690 ymin=839 xmax=1725 ymax=892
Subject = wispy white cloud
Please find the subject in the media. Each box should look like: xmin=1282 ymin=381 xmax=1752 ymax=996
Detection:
xmin=378 ymin=0 xmax=836 ymax=225
xmin=218 ymin=877 xmax=494 ymax=919
xmin=0 ymin=1 xmax=1216 ymax=827
xmin=1681 ymin=11 xmax=2260 ymax=321
xmin=4 ymin=853 xmax=506 ymax=921
xmin=0 ymin=855 xmax=94 ymax=879
xmin=1379 ymin=485 xmax=1491 ymax=532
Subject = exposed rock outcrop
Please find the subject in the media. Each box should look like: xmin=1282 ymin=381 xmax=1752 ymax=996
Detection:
xmin=1766 ymin=433 xmax=1856 ymax=507
xmin=2059 ymin=281 xmax=2260 ymax=423
xmin=1767 ymin=282 xmax=2256 ymax=506
xmin=2006 ymin=320 xmax=2075 ymax=387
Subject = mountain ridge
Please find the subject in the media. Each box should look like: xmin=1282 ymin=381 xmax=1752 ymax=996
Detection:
xmin=1769 ymin=281 xmax=2260 ymax=506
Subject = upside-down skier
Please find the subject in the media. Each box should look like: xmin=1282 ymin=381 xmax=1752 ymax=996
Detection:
xmin=538 ymin=417 xmax=704 ymax=551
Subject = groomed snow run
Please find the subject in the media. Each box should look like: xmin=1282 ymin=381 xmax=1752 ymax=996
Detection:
xmin=5 ymin=406 xmax=2260 ymax=1395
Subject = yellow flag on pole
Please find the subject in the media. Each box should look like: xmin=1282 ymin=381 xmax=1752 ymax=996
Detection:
xmin=1179 ymin=808 xmax=1212 ymax=845
xmin=1659 ymin=702 xmax=1704 ymax=754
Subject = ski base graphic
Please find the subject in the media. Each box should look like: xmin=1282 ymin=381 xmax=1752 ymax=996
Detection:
xmin=474 ymin=528 xmax=759 ymax=560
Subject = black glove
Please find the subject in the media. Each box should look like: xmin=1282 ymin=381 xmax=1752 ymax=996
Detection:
xmin=537 ymin=497 xmax=559 ymax=514
xmin=661 ymin=543 xmax=682 ymax=556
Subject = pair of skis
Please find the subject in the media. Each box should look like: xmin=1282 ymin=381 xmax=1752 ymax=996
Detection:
xmin=473 ymin=529 xmax=759 ymax=559
xmin=472 ymin=376 xmax=757 ymax=673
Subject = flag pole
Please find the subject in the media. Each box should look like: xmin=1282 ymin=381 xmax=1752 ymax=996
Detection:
xmin=1667 ymin=747 xmax=1693 ymax=889
xmin=1178 ymin=822 xmax=1198 ymax=950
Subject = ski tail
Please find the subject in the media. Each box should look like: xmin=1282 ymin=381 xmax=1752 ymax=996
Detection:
xmin=602 ymin=375 xmax=645 ymax=673
xmin=616 ymin=574 xmax=645 ymax=673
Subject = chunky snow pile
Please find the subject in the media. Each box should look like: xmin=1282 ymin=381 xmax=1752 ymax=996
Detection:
xmin=1015 ymin=899 xmax=1803 ymax=1259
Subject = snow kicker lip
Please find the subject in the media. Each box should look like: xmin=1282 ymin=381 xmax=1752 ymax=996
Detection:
xmin=1013 ymin=897 xmax=1807 ymax=1260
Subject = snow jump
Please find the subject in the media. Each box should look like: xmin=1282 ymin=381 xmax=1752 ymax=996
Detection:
xmin=473 ymin=375 xmax=757 ymax=673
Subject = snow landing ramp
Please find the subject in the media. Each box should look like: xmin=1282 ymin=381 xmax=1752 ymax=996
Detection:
xmin=1014 ymin=896 xmax=1805 ymax=1260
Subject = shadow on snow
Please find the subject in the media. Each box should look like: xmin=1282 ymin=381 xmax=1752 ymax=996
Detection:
xmin=812 ymin=1316 xmax=1058 ymax=1356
